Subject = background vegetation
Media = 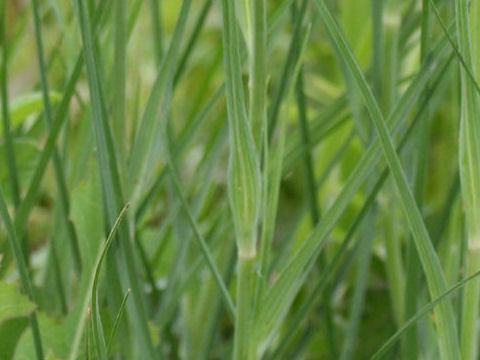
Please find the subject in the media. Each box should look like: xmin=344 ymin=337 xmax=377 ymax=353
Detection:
xmin=0 ymin=0 xmax=479 ymax=359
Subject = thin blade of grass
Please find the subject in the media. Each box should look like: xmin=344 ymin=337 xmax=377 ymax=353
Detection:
xmin=267 ymin=0 xmax=308 ymax=141
xmin=106 ymin=288 xmax=131 ymax=354
xmin=173 ymin=0 xmax=213 ymax=86
xmin=0 ymin=1 xmax=20 ymax=208
xmin=112 ymin=0 xmax=127 ymax=173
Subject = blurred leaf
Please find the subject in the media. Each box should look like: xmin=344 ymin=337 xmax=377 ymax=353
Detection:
xmin=0 ymin=140 xmax=40 ymax=197
xmin=13 ymin=312 xmax=69 ymax=360
xmin=0 ymin=92 xmax=61 ymax=136
xmin=0 ymin=318 xmax=28 ymax=360
xmin=0 ymin=282 xmax=36 ymax=323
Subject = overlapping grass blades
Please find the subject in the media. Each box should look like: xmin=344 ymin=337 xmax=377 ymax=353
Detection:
xmin=72 ymin=0 xmax=156 ymax=357
xmin=253 ymin=33 xmax=451 ymax=356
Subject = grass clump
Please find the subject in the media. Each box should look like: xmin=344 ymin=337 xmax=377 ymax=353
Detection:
xmin=1 ymin=0 xmax=480 ymax=359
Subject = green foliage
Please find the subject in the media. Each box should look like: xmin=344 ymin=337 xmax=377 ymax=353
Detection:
xmin=0 ymin=92 xmax=61 ymax=136
xmin=0 ymin=282 xmax=36 ymax=323
xmin=2 ymin=0 xmax=480 ymax=359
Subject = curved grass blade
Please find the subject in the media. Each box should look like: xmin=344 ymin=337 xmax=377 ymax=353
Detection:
xmin=91 ymin=203 xmax=130 ymax=360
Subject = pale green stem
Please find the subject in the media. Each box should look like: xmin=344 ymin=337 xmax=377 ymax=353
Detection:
xmin=234 ymin=250 xmax=256 ymax=360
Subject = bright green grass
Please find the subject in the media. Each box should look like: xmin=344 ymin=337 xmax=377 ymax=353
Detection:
xmin=1 ymin=0 xmax=480 ymax=359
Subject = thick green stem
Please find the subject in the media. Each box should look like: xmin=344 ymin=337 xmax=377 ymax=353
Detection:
xmin=234 ymin=252 xmax=256 ymax=360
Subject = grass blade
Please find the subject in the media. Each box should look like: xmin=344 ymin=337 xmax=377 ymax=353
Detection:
xmin=148 ymin=0 xmax=163 ymax=64
xmin=112 ymin=0 xmax=127 ymax=172
xmin=454 ymin=1 xmax=480 ymax=358
xmin=91 ymin=203 xmax=130 ymax=360
xmin=106 ymin=289 xmax=131 ymax=354
xmin=0 ymin=1 xmax=20 ymax=208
